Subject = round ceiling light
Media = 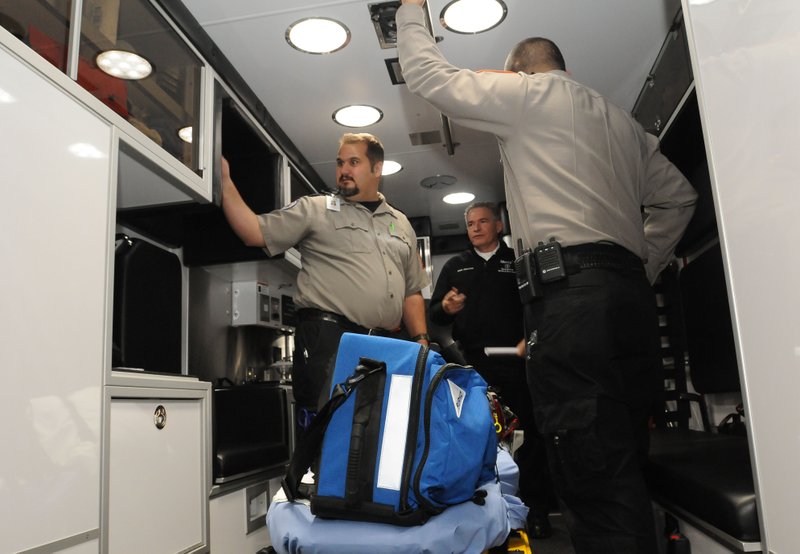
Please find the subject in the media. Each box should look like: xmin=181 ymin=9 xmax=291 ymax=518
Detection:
xmin=440 ymin=0 xmax=508 ymax=34
xmin=96 ymin=49 xmax=152 ymax=80
xmin=286 ymin=17 xmax=350 ymax=54
xmin=443 ymin=192 xmax=475 ymax=204
xmin=333 ymin=104 xmax=383 ymax=128
xmin=382 ymin=160 xmax=402 ymax=176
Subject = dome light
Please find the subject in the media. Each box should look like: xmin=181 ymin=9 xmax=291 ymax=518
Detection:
xmin=96 ymin=49 xmax=152 ymax=80
xmin=443 ymin=192 xmax=475 ymax=204
xmin=286 ymin=18 xmax=350 ymax=54
xmin=382 ymin=160 xmax=402 ymax=176
xmin=333 ymin=105 xmax=383 ymax=128
xmin=440 ymin=0 xmax=508 ymax=34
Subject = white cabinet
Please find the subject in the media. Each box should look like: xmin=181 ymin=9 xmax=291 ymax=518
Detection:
xmin=0 ymin=42 xmax=110 ymax=554
xmin=210 ymin=479 xmax=278 ymax=553
xmin=105 ymin=375 xmax=211 ymax=554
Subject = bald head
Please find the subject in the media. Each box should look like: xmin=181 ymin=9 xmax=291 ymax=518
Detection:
xmin=504 ymin=37 xmax=566 ymax=74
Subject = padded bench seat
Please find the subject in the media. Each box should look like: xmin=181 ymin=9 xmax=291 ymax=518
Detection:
xmin=646 ymin=429 xmax=760 ymax=543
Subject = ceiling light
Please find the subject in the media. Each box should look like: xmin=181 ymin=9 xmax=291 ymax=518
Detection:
xmin=333 ymin=105 xmax=383 ymax=127
xmin=443 ymin=192 xmax=475 ymax=204
xmin=96 ymin=49 xmax=152 ymax=80
xmin=440 ymin=0 xmax=507 ymax=34
xmin=382 ymin=160 xmax=402 ymax=175
xmin=178 ymin=126 xmax=193 ymax=143
xmin=286 ymin=17 xmax=350 ymax=54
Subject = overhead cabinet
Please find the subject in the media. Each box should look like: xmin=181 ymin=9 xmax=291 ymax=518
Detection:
xmin=632 ymin=10 xmax=693 ymax=137
xmin=117 ymin=83 xmax=287 ymax=265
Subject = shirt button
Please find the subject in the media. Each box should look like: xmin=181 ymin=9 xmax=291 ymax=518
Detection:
xmin=389 ymin=270 xmax=393 ymax=275
xmin=390 ymin=294 xmax=394 ymax=298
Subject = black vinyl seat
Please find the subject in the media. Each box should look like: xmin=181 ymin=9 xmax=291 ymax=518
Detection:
xmin=648 ymin=429 xmax=759 ymax=542
xmin=646 ymin=245 xmax=760 ymax=547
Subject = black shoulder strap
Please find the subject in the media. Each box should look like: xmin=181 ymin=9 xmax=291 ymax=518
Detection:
xmin=281 ymin=357 xmax=386 ymax=501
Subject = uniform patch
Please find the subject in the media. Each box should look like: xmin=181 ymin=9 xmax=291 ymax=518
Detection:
xmin=499 ymin=260 xmax=515 ymax=273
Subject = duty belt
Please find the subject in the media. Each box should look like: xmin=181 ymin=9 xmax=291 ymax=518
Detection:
xmin=297 ymin=308 xmax=394 ymax=336
xmin=561 ymin=242 xmax=644 ymax=275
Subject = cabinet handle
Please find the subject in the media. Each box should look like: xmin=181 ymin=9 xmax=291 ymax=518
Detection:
xmin=154 ymin=405 xmax=167 ymax=430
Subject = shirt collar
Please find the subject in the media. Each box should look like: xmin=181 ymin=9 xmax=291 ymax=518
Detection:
xmin=474 ymin=242 xmax=500 ymax=261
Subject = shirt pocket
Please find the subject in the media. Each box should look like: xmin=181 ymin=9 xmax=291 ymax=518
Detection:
xmin=330 ymin=211 xmax=372 ymax=253
xmin=385 ymin=226 xmax=413 ymax=262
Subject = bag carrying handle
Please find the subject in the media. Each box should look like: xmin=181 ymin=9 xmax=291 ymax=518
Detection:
xmin=282 ymin=357 xmax=386 ymax=501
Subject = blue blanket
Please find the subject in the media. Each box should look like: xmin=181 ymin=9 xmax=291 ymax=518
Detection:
xmin=267 ymin=448 xmax=527 ymax=554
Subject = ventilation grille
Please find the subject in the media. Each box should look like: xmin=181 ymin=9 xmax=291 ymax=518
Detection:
xmin=410 ymin=130 xmax=442 ymax=146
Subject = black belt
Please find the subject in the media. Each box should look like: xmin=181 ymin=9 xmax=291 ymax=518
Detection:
xmin=561 ymin=242 xmax=644 ymax=275
xmin=297 ymin=308 xmax=393 ymax=336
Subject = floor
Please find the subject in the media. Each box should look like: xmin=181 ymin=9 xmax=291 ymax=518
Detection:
xmin=529 ymin=514 xmax=576 ymax=554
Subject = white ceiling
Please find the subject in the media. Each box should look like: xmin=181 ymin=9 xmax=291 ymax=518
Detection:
xmin=179 ymin=0 xmax=681 ymax=234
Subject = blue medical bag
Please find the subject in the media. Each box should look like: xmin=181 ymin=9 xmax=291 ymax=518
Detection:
xmin=282 ymin=333 xmax=497 ymax=526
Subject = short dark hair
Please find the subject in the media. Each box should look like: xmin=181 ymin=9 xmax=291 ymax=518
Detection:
xmin=505 ymin=37 xmax=566 ymax=73
xmin=464 ymin=201 xmax=501 ymax=222
xmin=339 ymin=133 xmax=384 ymax=170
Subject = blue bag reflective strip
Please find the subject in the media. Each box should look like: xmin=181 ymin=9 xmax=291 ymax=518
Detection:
xmin=318 ymin=334 xmax=428 ymax=504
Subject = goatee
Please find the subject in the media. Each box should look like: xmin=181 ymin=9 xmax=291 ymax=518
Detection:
xmin=338 ymin=183 xmax=359 ymax=197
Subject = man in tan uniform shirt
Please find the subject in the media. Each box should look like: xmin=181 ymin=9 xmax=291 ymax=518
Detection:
xmin=221 ymin=133 xmax=429 ymax=433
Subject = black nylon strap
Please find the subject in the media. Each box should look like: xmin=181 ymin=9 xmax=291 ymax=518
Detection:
xmin=281 ymin=357 xmax=386 ymax=502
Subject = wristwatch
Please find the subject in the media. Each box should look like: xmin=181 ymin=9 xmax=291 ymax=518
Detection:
xmin=410 ymin=333 xmax=430 ymax=342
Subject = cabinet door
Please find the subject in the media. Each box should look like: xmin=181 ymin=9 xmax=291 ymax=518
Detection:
xmin=108 ymin=398 xmax=205 ymax=553
xmin=632 ymin=12 xmax=693 ymax=136
xmin=0 ymin=46 xmax=109 ymax=553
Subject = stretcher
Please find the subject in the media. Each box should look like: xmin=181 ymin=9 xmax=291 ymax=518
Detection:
xmin=267 ymin=448 xmax=530 ymax=554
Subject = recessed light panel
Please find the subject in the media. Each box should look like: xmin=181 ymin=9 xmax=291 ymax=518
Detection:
xmin=286 ymin=18 xmax=351 ymax=54
xmin=333 ymin=105 xmax=383 ymax=127
xmin=440 ymin=0 xmax=507 ymax=34
xmin=96 ymin=49 xmax=152 ymax=80
xmin=443 ymin=192 xmax=475 ymax=204
xmin=382 ymin=160 xmax=402 ymax=175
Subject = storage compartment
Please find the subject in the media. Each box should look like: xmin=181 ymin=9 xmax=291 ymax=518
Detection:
xmin=108 ymin=393 xmax=208 ymax=553
xmin=113 ymin=235 xmax=182 ymax=374
xmin=212 ymin=383 xmax=290 ymax=483
xmin=659 ymin=91 xmax=717 ymax=257
xmin=632 ymin=9 xmax=693 ymax=136
xmin=116 ymin=86 xmax=282 ymax=265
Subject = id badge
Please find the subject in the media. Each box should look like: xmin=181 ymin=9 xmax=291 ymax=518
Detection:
xmin=326 ymin=195 xmax=341 ymax=212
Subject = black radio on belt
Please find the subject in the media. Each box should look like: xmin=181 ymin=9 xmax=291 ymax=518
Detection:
xmin=514 ymin=250 xmax=542 ymax=304
xmin=515 ymin=238 xmax=567 ymax=303
xmin=534 ymin=238 xmax=567 ymax=283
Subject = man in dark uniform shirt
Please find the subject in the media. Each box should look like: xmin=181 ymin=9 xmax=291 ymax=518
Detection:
xmin=429 ymin=201 xmax=557 ymax=538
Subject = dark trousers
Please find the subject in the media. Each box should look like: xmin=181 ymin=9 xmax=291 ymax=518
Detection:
xmin=292 ymin=318 xmax=350 ymax=436
xmin=464 ymin=349 xmax=557 ymax=517
xmin=524 ymin=267 xmax=661 ymax=554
